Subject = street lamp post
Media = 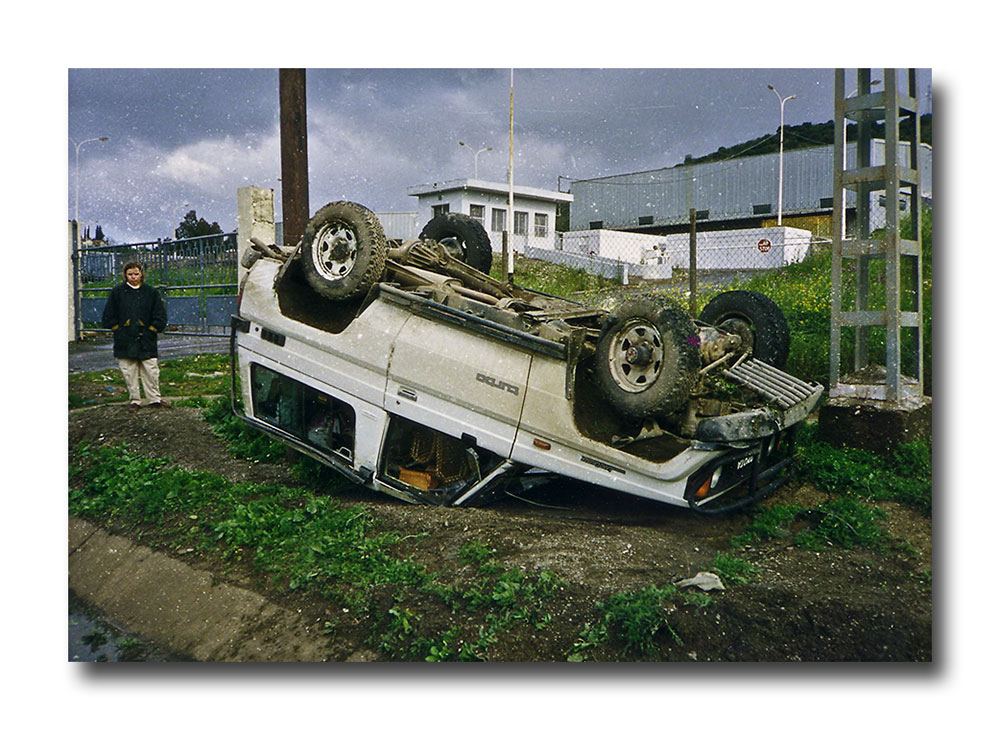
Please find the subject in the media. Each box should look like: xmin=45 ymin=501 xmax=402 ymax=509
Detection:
xmin=458 ymin=141 xmax=492 ymax=179
xmin=71 ymin=136 xmax=109 ymax=225
xmin=767 ymin=85 xmax=795 ymax=226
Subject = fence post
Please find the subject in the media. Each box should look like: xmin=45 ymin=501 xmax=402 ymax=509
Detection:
xmin=199 ymin=236 xmax=206 ymax=334
xmin=502 ymin=230 xmax=512 ymax=284
xmin=688 ymin=208 xmax=697 ymax=318
xmin=69 ymin=220 xmax=80 ymax=342
xmin=618 ymin=256 xmax=629 ymax=285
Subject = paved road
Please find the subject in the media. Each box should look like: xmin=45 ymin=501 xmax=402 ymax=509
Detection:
xmin=68 ymin=333 xmax=230 ymax=373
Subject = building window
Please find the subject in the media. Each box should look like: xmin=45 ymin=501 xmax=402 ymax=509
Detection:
xmin=469 ymin=204 xmax=485 ymax=225
xmin=514 ymin=211 xmax=528 ymax=235
xmin=753 ymin=204 xmax=772 ymax=215
xmin=695 ymin=209 xmax=709 ymax=220
xmin=432 ymin=204 xmax=450 ymax=218
xmin=534 ymin=213 xmax=549 ymax=237
xmin=638 ymin=215 xmax=654 ymax=226
xmin=819 ymin=197 xmax=834 ymax=209
xmin=589 ymin=220 xmax=603 ymax=230
xmin=491 ymin=208 xmax=506 ymax=233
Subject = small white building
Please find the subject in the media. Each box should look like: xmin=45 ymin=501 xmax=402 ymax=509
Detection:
xmin=407 ymin=178 xmax=572 ymax=254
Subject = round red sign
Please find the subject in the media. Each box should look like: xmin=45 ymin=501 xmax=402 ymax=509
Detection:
xmin=757 ymin=238 xmax=772 ymax=253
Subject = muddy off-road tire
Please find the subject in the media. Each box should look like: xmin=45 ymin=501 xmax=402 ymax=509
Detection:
xmin=594 ymin=296 xmax=701 ymax=418
xmin=698 ymin=290 xmax=790 ymax=368
xmin=419 ymin=213 xmax=493 ymax=274
xmin=301 ymin=201 xmax=387 ymax=301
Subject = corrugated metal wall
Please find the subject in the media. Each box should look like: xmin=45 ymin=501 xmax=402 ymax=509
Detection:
xmin=569 ymin=143 xmax=932 ymax=232
xmin=377 ymin=211 xmax=421 ymax=240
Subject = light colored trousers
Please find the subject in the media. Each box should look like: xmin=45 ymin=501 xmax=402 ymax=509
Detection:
xmin=116 ymin=357 xmax=161 ymax=405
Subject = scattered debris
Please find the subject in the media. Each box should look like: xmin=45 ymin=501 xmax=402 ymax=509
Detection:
xmin=676 ymin=571 xmax=725 ymax=591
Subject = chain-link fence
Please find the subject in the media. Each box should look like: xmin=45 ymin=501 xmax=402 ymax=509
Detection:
xmin=523 ymin=225 xmax=831 ymax=299
xmin=75 ymin=232 xmax=238 ymax=337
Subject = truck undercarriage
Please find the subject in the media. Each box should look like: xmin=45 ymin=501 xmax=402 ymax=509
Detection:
xmin=232 ymin=201 xmax=822 ymax=513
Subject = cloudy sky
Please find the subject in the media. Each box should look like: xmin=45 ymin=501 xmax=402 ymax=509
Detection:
xmin=68 ymin=67 xmax=932 ymax=243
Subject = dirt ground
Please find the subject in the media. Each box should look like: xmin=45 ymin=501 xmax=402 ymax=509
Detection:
xmin=68 ymin=404 xmax=932 ymax=661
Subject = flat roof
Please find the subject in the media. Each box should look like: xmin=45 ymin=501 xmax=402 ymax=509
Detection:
xmin=407 ymin=178 xmax=573 ymax=203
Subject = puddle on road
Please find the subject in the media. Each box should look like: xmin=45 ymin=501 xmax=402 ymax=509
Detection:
xmin=69 ymin=593 xmax=190 ymax=662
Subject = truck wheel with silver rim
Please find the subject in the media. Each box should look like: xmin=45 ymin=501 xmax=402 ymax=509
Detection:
xmin=594 ymin=296 xmax=701 ymax=418
xmin=301 ymin=201 xmax=387 ymax=300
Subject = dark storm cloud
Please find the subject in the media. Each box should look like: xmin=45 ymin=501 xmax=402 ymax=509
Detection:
xmin=70 ymin=69 xmax=280 ymax=147
xmin=68 ymin=68 xmax=930 ymax=243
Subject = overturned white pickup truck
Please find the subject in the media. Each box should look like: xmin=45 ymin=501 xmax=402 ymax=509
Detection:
xmin=230 ymin=201 xmax=821 ymax=514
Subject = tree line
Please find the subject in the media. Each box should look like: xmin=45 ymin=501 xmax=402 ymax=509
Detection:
xmin=682 ymin=114 xmax=932 ymax=167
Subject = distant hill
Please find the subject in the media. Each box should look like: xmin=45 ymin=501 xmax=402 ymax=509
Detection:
xmin=681 ymin=113 xmax=932 ymax=167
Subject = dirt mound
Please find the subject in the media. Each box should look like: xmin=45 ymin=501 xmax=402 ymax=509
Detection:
xmin=68 ymin=404 xmax=931 ymax=661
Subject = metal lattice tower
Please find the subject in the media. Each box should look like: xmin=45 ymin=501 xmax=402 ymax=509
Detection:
xmin=830 ymin=69 xmax=924 ymax=403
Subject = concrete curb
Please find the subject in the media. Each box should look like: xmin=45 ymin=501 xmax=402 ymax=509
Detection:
xmin=68 ymin=517 xmax=339 ymax=661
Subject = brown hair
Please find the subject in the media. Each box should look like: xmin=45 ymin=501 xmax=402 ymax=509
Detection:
xmin=123 ymin=260 xmax=144 ymax=274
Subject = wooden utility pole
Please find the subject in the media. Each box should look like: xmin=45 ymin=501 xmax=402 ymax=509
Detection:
xmin=279 ymin=69 xmax=310 ymax=245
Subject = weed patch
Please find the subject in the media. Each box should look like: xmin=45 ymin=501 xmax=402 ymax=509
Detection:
xmin=70 ymin=443 xmax=424 ymax=608
xmin=71 ymin=447 xmax=572 ymax=661
xmin=494 ymin=255 xmax=616 ymax=299
xmin=372 ymin=558 xmax=565 ymax=662
xmin=734 ymin=496 xmax=889 ymax=551
xmin=458 ymin=539 xmax=503 ymax=576
xmin=569 ymin=583 xmax=689 ymax=660
xmin=712 ymin=552 xmax=759 ymax=586
xmin=796 ymin=424 xmax=931 ymax=514
xmin=69 ymin=353 xmax=232 ymax=409
xmin=202 ymin=396 xmax=286 ymax=463
xmin=796 ymin=498 xmax=889 ymax=551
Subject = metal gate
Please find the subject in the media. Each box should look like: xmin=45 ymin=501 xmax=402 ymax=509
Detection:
xmin=74 ymin=232 xmax=238 ymax=339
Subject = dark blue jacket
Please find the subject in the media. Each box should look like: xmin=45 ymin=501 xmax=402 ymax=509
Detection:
xmin=101 ymin=283 xmax=168 ymax=360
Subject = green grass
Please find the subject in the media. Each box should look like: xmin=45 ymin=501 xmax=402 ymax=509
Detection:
xmin=712 ymin=552 xmax=759 ymax=586
xmin=795 ymin=424 xmax=932 ymax=514
xmin=730 ymin=422 xmax=929 ymax=551
xmin=375 ymin=563 xmax=565 ymax=661
xmin=493 ymin=254 xmax=618 ymax=299
xmin=69 ymin=442 xmax=429 ymax=608
xmin=713 ymin=208 xmax=933 ymax=389
xmin=69 ymin=444 xmax=569 ymax=661
xmin=733 ymin=498 xmax=889 ymax=552
xmin=201 ymin=395 xmax=287 ymax=463
xmin=69 ymin=353 xmax=231 ymax=408
xmin=569 ymin=583 xmax=691 ymax=661
xmin=797 ymin=498 xmax=889 ymax=551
